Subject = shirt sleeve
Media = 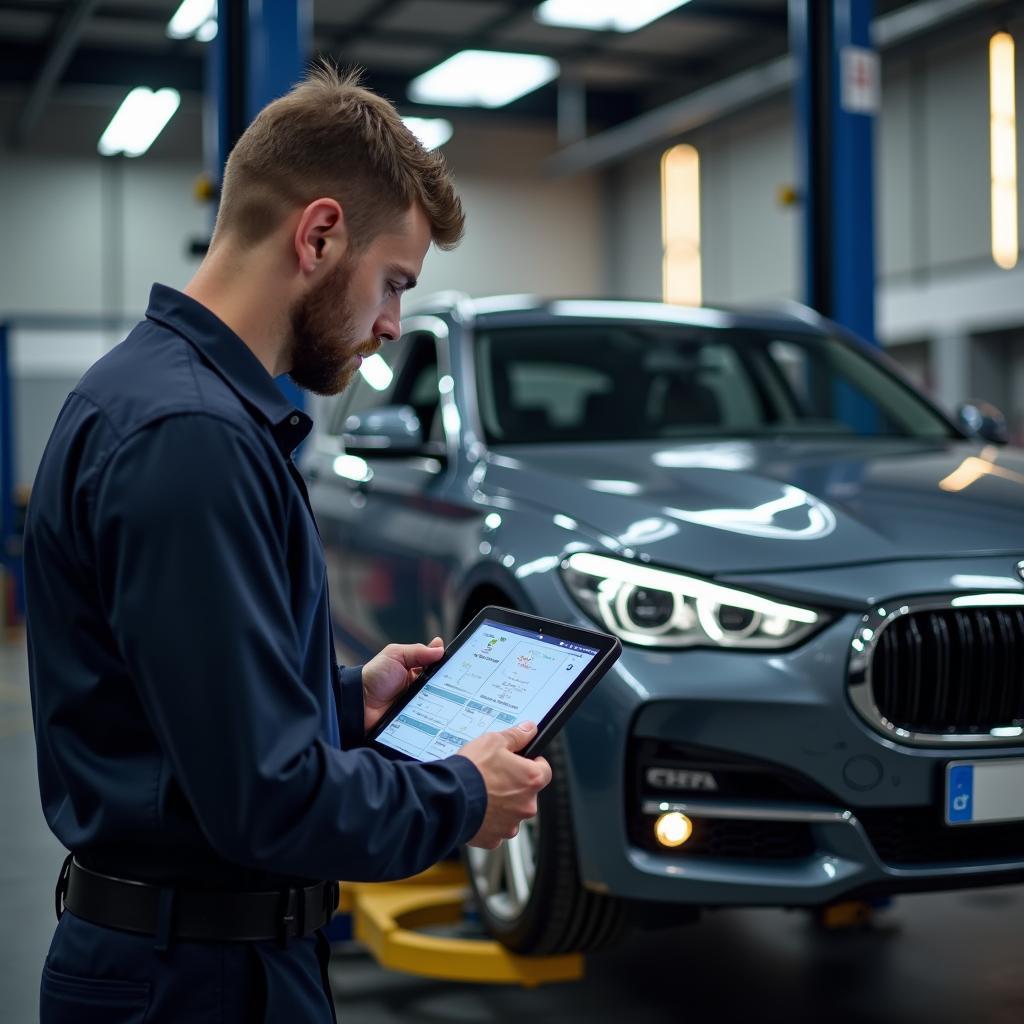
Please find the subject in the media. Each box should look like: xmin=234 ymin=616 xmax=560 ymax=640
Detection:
xmin=335 ymin=663 xmax=366 ymax=750
xmin=92 ymin=414 xmax=486 ymax=882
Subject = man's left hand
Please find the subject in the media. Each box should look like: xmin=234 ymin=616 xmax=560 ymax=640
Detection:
xmin=362 ymin=637 xmax=445 ymax=732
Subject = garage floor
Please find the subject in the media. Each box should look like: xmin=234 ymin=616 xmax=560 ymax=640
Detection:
xmin=4 ymin=636 xmax=1022 ymax=1024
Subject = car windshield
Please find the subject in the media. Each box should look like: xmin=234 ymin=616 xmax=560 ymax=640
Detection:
xmin=474 ymin=324 xmax=958 ymax=445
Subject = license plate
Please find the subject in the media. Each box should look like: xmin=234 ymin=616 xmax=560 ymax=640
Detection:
xmin=945 ymin=758 xmax=1024 ymax=826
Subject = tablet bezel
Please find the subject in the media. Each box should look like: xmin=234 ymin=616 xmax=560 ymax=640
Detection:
xmin=364 ymin=605 xmax=621 ymax=762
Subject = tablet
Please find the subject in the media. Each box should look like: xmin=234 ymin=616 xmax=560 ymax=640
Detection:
xmin=366 ymin=606 xmax=621 ymax=762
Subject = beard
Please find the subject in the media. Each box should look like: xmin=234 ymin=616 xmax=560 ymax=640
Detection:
xmin=288 ymin=258 xmax=378 ymax=396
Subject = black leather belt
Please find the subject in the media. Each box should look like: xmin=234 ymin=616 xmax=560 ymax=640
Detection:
xmin=58 ymin=857 xmax=339 ymax=945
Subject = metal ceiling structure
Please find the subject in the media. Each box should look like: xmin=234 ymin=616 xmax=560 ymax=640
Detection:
xmin=0 ymin=0 xmax=1015 ymax=157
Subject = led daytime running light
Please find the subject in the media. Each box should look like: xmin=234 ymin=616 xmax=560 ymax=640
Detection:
xmin=565 ymin=552 xmax=819 ymax=625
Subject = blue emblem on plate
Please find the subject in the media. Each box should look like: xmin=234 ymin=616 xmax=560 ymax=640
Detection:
xmin=947 ymin=764 xmax=974 ymax=823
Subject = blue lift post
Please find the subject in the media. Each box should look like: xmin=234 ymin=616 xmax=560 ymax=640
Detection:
xmin=790 ymin=0 xmax=880 ymax=432
xmin=209 ymin=0 xmax=311 ymax=414
xmin=791 ymin=3 xmax=890 ymax=925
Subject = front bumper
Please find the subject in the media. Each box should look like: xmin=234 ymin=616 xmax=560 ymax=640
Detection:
xmin=551 ymin=572 xmax=1024 ymax=908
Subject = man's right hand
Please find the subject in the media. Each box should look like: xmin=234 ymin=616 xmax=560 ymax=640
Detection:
xmin=458 ymin=722 xmax=552 ymax=849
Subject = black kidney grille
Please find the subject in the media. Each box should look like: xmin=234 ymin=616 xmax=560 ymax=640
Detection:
xmin=871 ymin=607 xmax=1024 ymax=734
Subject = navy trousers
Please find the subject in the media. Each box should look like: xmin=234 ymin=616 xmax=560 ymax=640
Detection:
xmin=40 ymin=911 xmax=337 ymax=1023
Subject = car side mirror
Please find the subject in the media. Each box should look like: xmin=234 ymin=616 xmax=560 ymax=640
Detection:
xmin=343 ymin=405 xmax=425 ymax=454
xmin=956 ymin=400 xmax=1009 ymax=446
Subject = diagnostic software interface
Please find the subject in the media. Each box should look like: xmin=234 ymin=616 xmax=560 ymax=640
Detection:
xmin=376 ymin=619 xmax=598 ymax=761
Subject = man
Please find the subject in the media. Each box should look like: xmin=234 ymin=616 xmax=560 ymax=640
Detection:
xmin=25 ymin=64 xmax=550 ymax=1022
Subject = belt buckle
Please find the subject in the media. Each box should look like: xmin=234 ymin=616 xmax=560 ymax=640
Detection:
xmin=54 ymin=854 xmax=73 ymax=922
xmin=277 ymin=887 xmax=301 ymax=948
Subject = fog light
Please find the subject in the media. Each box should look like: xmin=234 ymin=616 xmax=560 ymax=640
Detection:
xmin=654 ymin=812 xmax=693 ymax=848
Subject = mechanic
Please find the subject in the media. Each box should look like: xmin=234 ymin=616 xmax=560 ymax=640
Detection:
xmin=24 ymin=64 xmax=551 ymax=1023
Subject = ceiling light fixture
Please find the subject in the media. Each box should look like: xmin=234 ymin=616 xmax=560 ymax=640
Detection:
xmin=535 ymin=0 xmax=692 ymax=33
xmin=167 ymin=0 xmax=217 ymax=41
xmin=402 ymin=116 xmax=454 ymax=150
xmin=194 ymin=17 xmax=218 ymax=43
xmin=408 ymin=50 xmax=559 ymax=108
xmin=98 ymin=88 xmax=181 ymax=157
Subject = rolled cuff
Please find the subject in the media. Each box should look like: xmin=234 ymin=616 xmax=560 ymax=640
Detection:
xmin=442 ymin=754 xmax=488 ymax=846
xmin=336 ymin=664 xmax=366 ymax=750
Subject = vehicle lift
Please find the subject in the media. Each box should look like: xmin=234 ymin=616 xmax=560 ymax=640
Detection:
xmin=327 ymin=861 xmax=879 ymax=986
xmin=330 ymin=861 xmax=583 ymax=988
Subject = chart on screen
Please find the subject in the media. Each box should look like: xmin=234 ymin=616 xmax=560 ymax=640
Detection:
xmin=376 ymin=621 xmax=595 ymax=761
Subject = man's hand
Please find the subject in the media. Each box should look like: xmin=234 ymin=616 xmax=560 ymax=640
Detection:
xmin=362 ymin=637 xmax=444 ymax=732
xmin=459 ymin=723 xmax=552 ymax=849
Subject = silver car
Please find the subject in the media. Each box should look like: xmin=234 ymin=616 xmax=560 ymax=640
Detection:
xmin=306 ymin=295 xmax=1024 ymax=955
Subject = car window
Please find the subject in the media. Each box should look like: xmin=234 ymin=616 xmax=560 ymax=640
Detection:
xmin=388 ymin=334 xmax=441 ymax=440
xmin=324 ymin=336 xmax=407 ymax=436
xmin=475 ymin=325 xmax=957 ymax=445
xmin=506 ymin=363 xmax=613 ymax=429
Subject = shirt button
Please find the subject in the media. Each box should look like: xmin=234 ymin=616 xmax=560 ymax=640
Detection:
xmin=289 ymin=415 xmax=300 ymax=426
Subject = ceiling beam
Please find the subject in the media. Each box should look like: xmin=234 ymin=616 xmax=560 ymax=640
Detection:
xmin=682 ymin=1 xmax=788 ymax=29
xmin=0 ymin=1 xmax=163 ymax=17
xmin=329 ymin=26 xmax=713 ymax=86
xmin=10 ymin=0 xmax=102 ymax=147
xmin=342 ymin=0 xmax=788 ymax=29
xmin=0 ymin=42 xmax=203 ymax=93
xmin=546 ymin=0 xmax=1007 ymax=177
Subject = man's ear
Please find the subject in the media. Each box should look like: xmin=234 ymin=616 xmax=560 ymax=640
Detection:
xmin=294 ymin=198 xmax=348 ymax=275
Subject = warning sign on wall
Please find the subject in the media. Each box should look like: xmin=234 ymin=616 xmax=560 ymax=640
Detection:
xmin=841 ymin=45 xmax=880 ymax=115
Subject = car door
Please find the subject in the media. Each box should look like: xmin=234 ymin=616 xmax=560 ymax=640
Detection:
xmin=306 ymin=321 xmax=456 ymax=656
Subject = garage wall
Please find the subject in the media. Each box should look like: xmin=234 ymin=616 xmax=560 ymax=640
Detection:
xmin=0 ymin=117 xmax=603 ymax=484
xmin=0 ymin=155 xmax=210 ymax=318
xmin=419 ymin=119 xmax=603 ymax=298
xmin=602 ymin=23 xmax=1023 ymax=310
xmin=602 ymin=98 xmax=801 ymax=306
xmin=0 ymin=120 xmax=602 ymax=319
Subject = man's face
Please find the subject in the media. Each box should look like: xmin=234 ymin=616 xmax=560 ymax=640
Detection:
xmin=288 ymin=204 xmax=431 ymax=396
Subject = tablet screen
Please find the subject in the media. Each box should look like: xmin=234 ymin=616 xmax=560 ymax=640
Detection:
xmin=373 ymin=618 xmax=600 ymax=762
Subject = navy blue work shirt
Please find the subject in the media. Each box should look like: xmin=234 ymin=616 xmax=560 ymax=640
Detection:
xmin=24 ymin=283 xmax=486 ymax=889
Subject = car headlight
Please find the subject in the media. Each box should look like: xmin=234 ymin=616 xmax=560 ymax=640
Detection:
xmin=561 ymin=552 xmax=828 ymax=650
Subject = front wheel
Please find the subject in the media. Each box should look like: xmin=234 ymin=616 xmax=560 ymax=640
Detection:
xmin=465 ymin=737 xmax=627 ymax=955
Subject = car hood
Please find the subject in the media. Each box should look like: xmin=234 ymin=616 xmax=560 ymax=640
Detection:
xmin=482 ymin=438 xmax=1024 ymax=574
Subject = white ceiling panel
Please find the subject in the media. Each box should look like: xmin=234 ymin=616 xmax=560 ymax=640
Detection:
xmin=314 ymin=0 xmax=387 ymax=30
xmin=608 ymin=18 xmax=743 ymax=57
xmin=492 ymin=14 xmax=594 ymax=50
xmin=563 ymin=58 xmax=662 ymax=88
xmin=375 ymin=1 xmax=508 ymax=37
xmin=0 ymin=10 xmax=52 ymax=41
xmin=81 ymin=19 xmax=170 ymax=50
xmin=339 ymin=40 xmax=446 ymax=72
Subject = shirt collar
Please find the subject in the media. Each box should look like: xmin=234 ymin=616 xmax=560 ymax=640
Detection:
xmin=145 ymin=283 xmax=311 ymax=455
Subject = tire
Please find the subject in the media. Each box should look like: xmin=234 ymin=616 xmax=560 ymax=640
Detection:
xmin=465 ymin=736 xmax=628 ymax=955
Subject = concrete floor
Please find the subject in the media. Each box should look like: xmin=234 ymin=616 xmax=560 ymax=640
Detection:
xmin=3 ymin=635 xmax=1023 ymax=1023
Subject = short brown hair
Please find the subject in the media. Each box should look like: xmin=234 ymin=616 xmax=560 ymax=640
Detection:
xmin=213 ymin=62 xmax=464 ymax=252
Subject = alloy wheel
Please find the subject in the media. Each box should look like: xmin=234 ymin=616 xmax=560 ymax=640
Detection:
xmin=466 ymin=815 xmax=540 ymax=921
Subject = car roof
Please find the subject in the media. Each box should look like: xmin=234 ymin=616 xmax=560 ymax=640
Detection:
xmin=402 ymin=293 xmax=829 ymax=336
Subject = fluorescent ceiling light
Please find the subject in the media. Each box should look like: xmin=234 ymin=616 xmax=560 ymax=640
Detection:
xmin=535 ymin=0 xmax=692 ymax=33
xmin=195 ymin=17 xmax=218 ymax=43
xmin=408 ymin=50 xmax=559 ymax=108
xmin=98 ymin=88 xmax=181 ymax=157
xmin=402 ymin=116 xmax=454 ymax=150
xmin=167 ymin=0 xmax=216 ymax=40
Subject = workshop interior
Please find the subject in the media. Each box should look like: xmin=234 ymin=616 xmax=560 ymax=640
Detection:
xmin=4 ymin=1 xmax=1024 ymax=1021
